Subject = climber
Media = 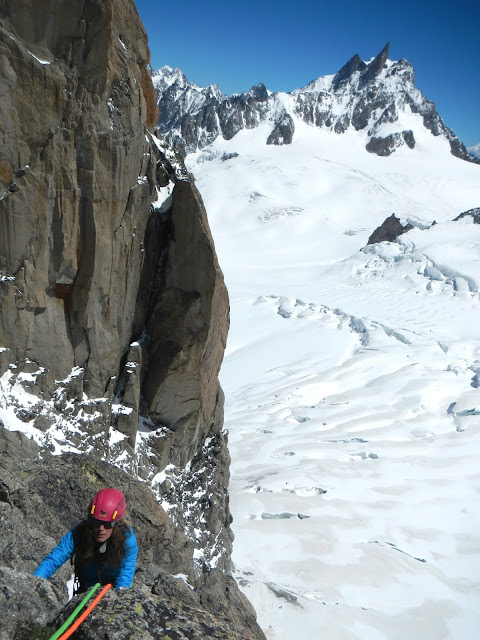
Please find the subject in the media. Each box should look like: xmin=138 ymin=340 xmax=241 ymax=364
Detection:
xmin=33 ymin=488 xmax=138 ymax=593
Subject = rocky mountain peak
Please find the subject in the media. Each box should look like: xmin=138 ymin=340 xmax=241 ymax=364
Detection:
xmin=205 ymin=83 xmax=224 ymax=100
xmin=359 ymin=41 xmax=390 ymax=87
xmin=331 ymin=53 xmax=367 ymax=91
xmin=152 ymin=65 xmax=191 ymax=91
xmin=249 ymin=83 xmax=269 ymax=101
xmin=153 ymin=43 xmax=477 ymax=164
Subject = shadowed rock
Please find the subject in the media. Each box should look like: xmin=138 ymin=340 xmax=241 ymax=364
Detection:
xmin=267 ymin=112 xmax=295 ymax=145
xmin=359 ymin=42 xmax=390 ymax=88
xmin=367 ymin=214 xmax=413 ymax=245
xmin=0 ymin=0 xmax=229 ymax=483
xmin=453 ymin=207 xmax=480 ymax=224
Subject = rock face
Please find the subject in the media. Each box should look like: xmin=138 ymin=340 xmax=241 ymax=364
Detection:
xmin=153 ymin=43 xmax=478 ymax=163
xmin=454 ymin=207 xmax=480 ymax=224
xmin=367 ymin=214 xmax=414 ymax=245
xmin=266 ymin=112 xmax=295 ymax=146
xmin=366 ymin=130 xmax=415 ymax=156
xmin=0 ymin=0 xmax=158 ymax=394
xmin=0 ymin=0 xmax=229 ymax=514
xmin=0 ymin=0 xmax=245 ymax=629
xmin=0 ymin=430 xmax=266 ymax=640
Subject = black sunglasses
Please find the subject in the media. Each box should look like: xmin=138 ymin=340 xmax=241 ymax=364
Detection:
xmin=88 ymin=516 xmax=116 ymax=529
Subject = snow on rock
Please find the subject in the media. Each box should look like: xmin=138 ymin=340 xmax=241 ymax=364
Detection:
xmin=154 ymin=44 xmax=476 ymax=164
xmin=151 ymin=180 xmax=175 ymax=212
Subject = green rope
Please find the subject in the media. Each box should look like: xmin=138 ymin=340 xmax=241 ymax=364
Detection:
xmin=48 ymin=583 xmax=101 ymax=640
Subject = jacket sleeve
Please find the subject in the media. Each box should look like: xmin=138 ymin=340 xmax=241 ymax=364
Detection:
xmin=33 ymin=529 xmax=75 ymax=579
xmin=114 ymin=527 xmax=138 ymax=588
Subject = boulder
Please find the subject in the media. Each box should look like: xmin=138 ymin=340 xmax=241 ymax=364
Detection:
xmin=367 ymin=214 xmax=413 ymax=245
xmin=0 ymin=569 xmax=67 ymax=640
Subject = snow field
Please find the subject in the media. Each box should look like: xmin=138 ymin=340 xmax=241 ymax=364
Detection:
xmin=186 ymin=118 xmax=480 ymax=639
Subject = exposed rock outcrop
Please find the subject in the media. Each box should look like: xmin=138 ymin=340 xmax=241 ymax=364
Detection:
xmin=0 ymin=0 xmax=229 ymax=509
xmin=367 ymin=214 xmax=413 ymax=245
xmin=267 ymin=112 xmax=295 ymax=145
xmin=0 ymin=430 xmax=266 ymax=639
xmin=453 ymin=207 xmax=480 ymax=224
xmin=0 ymin=0 xmax=254 ymax=635
xmin=0 ymin=0 xmax=158 ymax=397
xmin=366 ymin=130 xmax=415 ymax=156
xmin=331 ymin=53 xmax=366 ymax=92
xmin=46 ymin=584 xmax=263 ymax=640
xmin=358 ymin=41 xmax=390 ymax=88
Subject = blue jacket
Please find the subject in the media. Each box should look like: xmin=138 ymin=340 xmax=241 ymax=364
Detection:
xmin=34 ymin=525 xmax=138 ymax=589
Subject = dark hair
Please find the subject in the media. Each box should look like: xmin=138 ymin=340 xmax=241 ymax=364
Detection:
xmin=73 ymin=520 xmax=128 ymax=583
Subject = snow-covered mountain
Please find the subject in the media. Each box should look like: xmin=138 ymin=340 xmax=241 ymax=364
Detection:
xmin=153 ymin=43 xmax=477 ymax=164
xmin=151 ymin=44 xmax=480 ymax=639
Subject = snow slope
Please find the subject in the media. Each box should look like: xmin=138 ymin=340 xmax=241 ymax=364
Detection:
xmin=186 ymin=118 xmax=480 ymax=639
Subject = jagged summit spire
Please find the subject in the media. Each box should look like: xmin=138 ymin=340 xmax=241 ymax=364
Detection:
xmin=332 ymin=43 xmax=390 ymax=91
xmin=331 ymin=53 xmax=367 ymax=91
xmin=359 ymin=42 xmax=390 ymax=87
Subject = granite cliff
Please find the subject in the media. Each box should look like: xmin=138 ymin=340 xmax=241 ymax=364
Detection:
xmin=0 ymin=0 xmax=264 ymax=637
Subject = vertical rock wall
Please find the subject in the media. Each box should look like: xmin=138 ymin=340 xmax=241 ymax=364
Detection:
xmin=0 ymin=0 xmax=230 ymax=563
xmin=0 ymin=0 xmax=159 ymax=395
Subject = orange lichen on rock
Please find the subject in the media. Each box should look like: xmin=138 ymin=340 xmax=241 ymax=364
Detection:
xmin=141 ymin=65 xmax=159 ymax=127
xmin=0 ymin=160 xmax=13 ymax=185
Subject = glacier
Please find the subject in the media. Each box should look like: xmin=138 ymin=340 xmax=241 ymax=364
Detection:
xmin=185 ymin=114 xmax=480 ymax=639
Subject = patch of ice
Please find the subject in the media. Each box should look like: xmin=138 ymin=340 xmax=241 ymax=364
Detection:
xmin=28 ymin=51 xmax=50 ymax=65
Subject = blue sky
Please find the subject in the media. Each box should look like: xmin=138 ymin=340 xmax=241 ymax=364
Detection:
xmin=134 ymin=0 xmax=479 ymax=147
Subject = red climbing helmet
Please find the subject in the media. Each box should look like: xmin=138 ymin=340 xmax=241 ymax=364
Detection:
xmin=89 ymin=488 xmax=126 ymax=522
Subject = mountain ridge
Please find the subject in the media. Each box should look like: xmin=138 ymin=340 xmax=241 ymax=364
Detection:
xmin=153 ymin=43 xmax=478 ymax=164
